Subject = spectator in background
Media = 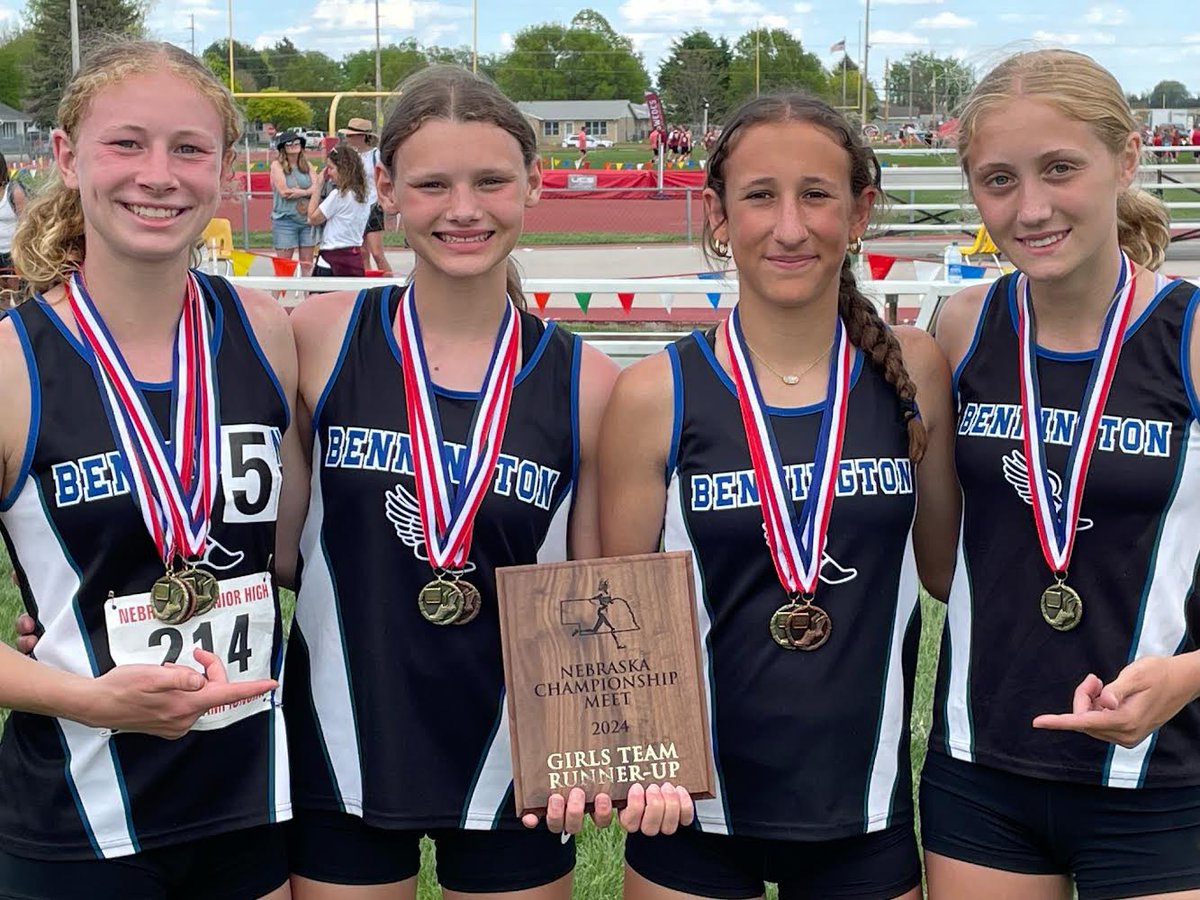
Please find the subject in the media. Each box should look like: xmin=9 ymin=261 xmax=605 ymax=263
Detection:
xmin=307 ymin=143 xmax=370 ymax=277
xmin=338 ymin=116 xmax=393 ymax=277
xmin=270 ymin=129 xmax=318 ymax=274
xmin=649 ymin=125 xmax=662 ymax=165
xmin=0 ymin=151 xmax=27 ymax=305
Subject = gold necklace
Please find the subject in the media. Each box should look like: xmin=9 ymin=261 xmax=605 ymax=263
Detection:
xmin=744 ymin=342 xmax=830 ymax=386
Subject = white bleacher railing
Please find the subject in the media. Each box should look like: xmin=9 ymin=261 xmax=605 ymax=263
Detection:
xmin=229 ymin=274 xmax=1200 ymax=364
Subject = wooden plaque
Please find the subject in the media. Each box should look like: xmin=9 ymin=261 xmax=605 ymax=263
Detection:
xmin=495 ymin=551 xmax=714 ymax=816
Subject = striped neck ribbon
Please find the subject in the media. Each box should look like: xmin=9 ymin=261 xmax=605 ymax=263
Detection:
xmin=66 ymin=270 xmax=219 ymax=567
xmin=396 ymin=284 xmax=521 ymax=571
xmin=1016 ymin=252 xmax=1136 ymax=575
xmin=724 ymin=306 xmax=852 ymax=598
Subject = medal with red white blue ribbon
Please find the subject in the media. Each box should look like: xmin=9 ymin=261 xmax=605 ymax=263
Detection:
xmin=397 ymin=284 xmax=521 ymax=626
xmin=724 ymin=306 xmax=852 ymax=650
xmin=1016 ymin=252 xmax=1136 ymax=631
xmin=66 ymin=270 xmax=221 ymax=625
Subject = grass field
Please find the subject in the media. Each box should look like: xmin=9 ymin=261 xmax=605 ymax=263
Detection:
xmin=0 ymin=543 xmax=945 ymax=897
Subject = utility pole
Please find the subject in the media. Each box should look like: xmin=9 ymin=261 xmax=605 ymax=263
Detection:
xmin=374 ymin=0 xmax=382 ymax=126
xmin=189 ymin=14 xmax=196 ymax=56
xmin=227 ymin=0 xmax=235 ymax=92
xmin=860 ymin=0 xmax=871 ymax=123
xmin=755 ymin=27 xmax=761 ymax=96
xmin=883 ymin=57 xmax=889 ymax=123
xmin=69 ymin=0 xmax=80 ymax=73
xmin=473 ymin=0 xmax=479 ymax=73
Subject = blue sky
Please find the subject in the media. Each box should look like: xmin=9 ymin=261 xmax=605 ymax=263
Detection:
xmin=57 ymin=0 xmax=1200 ymax=97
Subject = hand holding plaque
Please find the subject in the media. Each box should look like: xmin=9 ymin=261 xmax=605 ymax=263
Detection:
xmin=495 ymin=551 xmax=714 ymax=818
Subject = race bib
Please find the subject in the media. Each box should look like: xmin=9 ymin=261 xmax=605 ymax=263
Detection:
xmin=105 ymin=571 xmax=278 ymax=731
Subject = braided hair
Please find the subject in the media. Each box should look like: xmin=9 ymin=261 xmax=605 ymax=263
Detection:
xmin=702 ymin=93 xmax=926 ymax=462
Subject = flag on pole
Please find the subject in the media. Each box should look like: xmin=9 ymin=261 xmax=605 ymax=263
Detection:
xmin=830 ymin=38 xmax=846 ymax=53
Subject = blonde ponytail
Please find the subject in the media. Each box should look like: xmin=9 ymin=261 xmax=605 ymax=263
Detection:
xmin=11 ymin=170 xmax=86 ymax=295
xmin=1117 ymin=187 xmax=1170 ymax=271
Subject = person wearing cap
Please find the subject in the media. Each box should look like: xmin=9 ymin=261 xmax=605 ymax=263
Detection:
xmin=337 ymin=117 xmax=393 ymax=276
xmin=270 ymin=129 xmax=318 ymax=274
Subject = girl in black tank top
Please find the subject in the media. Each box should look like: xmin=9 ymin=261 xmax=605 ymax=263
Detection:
xmin=599 ymin=94 xmax=958 ymax=900
xmin=282 ymin=66 xmax=625 ymax=899
xmin=0 ymin=40 xmax=302 ymax=900
xmin=925 ymin=48 xmax=1200 ymax=900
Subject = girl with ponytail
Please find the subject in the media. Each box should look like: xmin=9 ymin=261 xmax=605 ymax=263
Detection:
xmin=282 ymin=65 xmax=625 ymax=899
xmin=598 ymin=92 xmax=958 ymax=899
xmin=925 ymin=48 xmax=1200 ymax=900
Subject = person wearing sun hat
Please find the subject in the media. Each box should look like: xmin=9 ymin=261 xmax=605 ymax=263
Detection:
xmin=337 ymin=116 xmax=393 ymax=276
xmin=270 ymin=128 xmax=318 ymax=274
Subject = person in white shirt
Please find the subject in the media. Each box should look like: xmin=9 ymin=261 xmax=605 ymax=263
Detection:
xmin=337 ymin=117 xmax=393 ymax=276
xmin=306 ymin=144 xmax=370 ymax=277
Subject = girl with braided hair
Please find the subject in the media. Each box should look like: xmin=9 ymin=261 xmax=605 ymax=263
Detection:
xmin=597 ymin=92 xmax=959 ymax=899
xmin=925 ymin=49 xmax=1200 ymax=900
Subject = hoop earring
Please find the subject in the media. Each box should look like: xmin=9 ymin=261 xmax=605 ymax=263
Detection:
xmin=847 ymin=237 xmax=863 ymax=255
xmin=713 ymin=239 xmax=729 ymax=258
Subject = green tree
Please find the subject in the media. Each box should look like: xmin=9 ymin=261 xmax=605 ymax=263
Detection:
xmin=244 ymin=87 xmax=313 ymax=131
xmin=827 ymin=56 xmax=878 ymax=117
xmin=493 ymin=15 xmax=649 ymax=101
xmin=341 ymin=40 xmax=428 ymax=92
xmin=657 ymin=30 xmax=731 ymax=128
xmin=1148 ymin=79 xmax=1190 ymax=108
xmin=0 ymin=29 xmax=37 ymax=110
xmin=884 ymin=53 xmax=974 ymax=119
xmin=202 ymin=39 xmax=268 ymax=94
xmin=26 ymin=0 xmax=146 ymax=126
xmin=267 ymin=40 xmax=340 ymax=128
xmin=727 ymin=28 xmax=827 ymax=108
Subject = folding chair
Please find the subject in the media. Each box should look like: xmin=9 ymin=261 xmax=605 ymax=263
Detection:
xmin=962 ymin=224 xmax=1003 ymax=270
xmin=200 ymin=217 xmax=234 ymax=275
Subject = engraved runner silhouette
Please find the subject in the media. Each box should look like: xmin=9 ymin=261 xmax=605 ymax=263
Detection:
xmin=567 ymin=578 xmax=640 ymax=649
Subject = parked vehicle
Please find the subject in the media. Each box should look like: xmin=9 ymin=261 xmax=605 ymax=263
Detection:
xmin=560 ymin=135 xmax=614 ymax=149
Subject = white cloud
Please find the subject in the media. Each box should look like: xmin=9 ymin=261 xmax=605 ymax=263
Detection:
xmin=914 ymin=11 xmax=974 ymax=28
xmin=1083 ymin=4 xmax=1128 ymax=25
xmin=793 ymin=2 xmax=813 ymax=11
xmin=760 ymin=13 xmax=789 ymax=28
xmin=499 ymin=32 xmax=514 ymax=50
xmin=619 ymin=0 xmax=777 ymax=32
xmin=1183 ymin=33 xmax=1200 ymax=42
xmin=870 ymin=29 xmax=929 ymax=44
xmin=1031 ymin=30 xmax=1117 ymax=45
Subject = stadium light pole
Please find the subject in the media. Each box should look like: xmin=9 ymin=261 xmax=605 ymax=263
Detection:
xmin=69 ymin=0 xmax=80 ymax=72
xmin=472 ymin=0 xmax=478 ymax=74
xmin=375 ymin=0 xmax=382 ymax=126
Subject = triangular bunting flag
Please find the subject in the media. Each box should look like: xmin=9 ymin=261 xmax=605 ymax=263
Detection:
xmin=697 ymin=271 xmax=722 ymax=309
xmin=660 ymin=292 xmax=674 ymax=312
xmin=533 ymin=292 xmax=550 ymax=311
xmin=575 ymin=292 xmax=592 ymax=313
xmin=913 ymin=260 xmax=942 ymax=282
xmin=230 ymin=249 xmax=256 ymax=277
xmin=271 ymin=256 xmax=299 ymax=277
xmin=617 ymin=292 xmax=635 ymax=313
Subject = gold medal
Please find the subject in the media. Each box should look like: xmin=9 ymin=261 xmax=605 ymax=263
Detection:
xmin=151 ymin=571 xmax=196 ymax=625
xmin=769 ymin=599 xmax=832 ymax=651
xmin=452 ymin=580 xmax=481 ymax=626
xmin=418 ymin=579 xmax=464 ymax=625
xmin=1040 ymin=581 xmax=1083 ymax=631
xmin=181 ymin=566 xmax=220 ymax=617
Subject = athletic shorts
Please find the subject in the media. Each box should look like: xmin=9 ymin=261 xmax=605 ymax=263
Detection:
xmin=625 ymin=822 xmax=920 ymax=899
xmin=920 ymin=749 xmax=1200 ymax=900
xmin=270 ymin=216 xmax=316 ymax=250
xmin=288 ymin=808 xmax=575 ymax=892
xmin=364 ymin=203 xmax=385 ymax=234
xmin=0 ymin=823 xmax=287 ymax=900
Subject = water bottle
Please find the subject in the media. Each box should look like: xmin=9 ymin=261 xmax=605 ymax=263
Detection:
xmin=944 ymin=241 xmax=963 ymax=284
